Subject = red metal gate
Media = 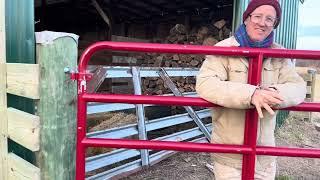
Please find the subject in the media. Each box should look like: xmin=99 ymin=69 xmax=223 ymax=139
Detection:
xmin=74 ymin=42 xmax=320 ymax=180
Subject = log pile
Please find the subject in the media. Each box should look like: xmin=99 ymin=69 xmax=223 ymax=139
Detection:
xmin=136 ymin=19 xmax=231 ymax=96
xmin=164 ymin=19 xmax=230 ymax=45
xmin=142 ymin=76 xmax=196 ymax=95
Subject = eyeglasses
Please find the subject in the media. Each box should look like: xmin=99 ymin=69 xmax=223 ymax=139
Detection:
xmin=249 ymin=14 xmax=277 ymax=27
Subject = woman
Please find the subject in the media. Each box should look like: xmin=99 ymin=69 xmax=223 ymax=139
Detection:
xmin=196 ymin=0 xmax=306 ymax=179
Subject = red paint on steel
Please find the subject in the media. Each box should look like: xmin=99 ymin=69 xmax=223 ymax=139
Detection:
xmin=256 ymin=146 xmax=320 ymax=158
xmin=82 ymin=138 xmax=252 ymax=154
xmin=75 ymin=41 xmax=320 ymax=180
xmin=81 ymin=93 xmax=320 ymax=112
xmin=78 ymin=41 xmax=320 ymax=71
xmin=76 ymin=73 xmax=88 ymax=180
xmin=242 ymin=54 xmax=264 ymax=179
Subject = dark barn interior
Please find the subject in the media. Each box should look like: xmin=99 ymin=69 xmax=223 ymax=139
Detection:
xmin=35 ymin=0 xmax=233 ymax=46
xmin=34 ymin=0 xmax=234 ymax=93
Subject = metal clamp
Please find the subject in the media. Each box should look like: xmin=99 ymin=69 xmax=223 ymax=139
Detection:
xmin=64 ymin=66 xmax=93 ymax=81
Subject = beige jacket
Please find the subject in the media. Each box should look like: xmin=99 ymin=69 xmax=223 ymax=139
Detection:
xmin=196 ymin=36 xmax=306 ymax=168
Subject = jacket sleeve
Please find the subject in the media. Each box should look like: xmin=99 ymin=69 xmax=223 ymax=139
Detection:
xmin=196 ymin=55 xmax=257 ymax=109
xmin=272 ymin=59 xmax=306 ymax=108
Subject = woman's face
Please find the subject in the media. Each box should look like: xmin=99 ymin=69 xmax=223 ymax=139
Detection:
xmin=244 ymin=5 xmax=277 ymax=42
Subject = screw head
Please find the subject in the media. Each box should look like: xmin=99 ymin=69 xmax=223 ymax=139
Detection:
xmin=64 ymin=67 xmax=70 ymax=73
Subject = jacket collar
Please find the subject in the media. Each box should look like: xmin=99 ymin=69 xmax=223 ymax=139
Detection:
xmin=229 ymin=36 xmax=240 ymax=47
xmin=227 ymin=37 xmax=249 ymax=67
xmin=226 ymin=36 xmax=281 ymax=68
xmin=228 ymin=36 xmax=281 ymax=48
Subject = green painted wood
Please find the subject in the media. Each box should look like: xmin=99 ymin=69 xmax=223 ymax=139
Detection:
xmin=5 ymin=0 xmax=36 ymax=164
xmin=36 ymin=36 xmax=77 ymax=180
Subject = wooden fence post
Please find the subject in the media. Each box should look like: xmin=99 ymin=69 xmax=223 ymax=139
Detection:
xmin=311 ymin=73 xmax=320 ymax=121
xmin=312 ymin=74 xmax=320 ymax=102
xmin=36 ymin=34 xmax=78 ymax=180
xmin=0 ymin=1 xmax=8 ymax=179
xmin=295 ymin=67 xmax=317 ymax=121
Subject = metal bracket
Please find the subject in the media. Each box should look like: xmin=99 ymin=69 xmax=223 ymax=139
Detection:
xmin=157 ymin=68 xmax=211 ymax=141
xmin=70 ymin=73 xmax=93 ymax=81
xmin=64 ymin=67 xmax=93 ymax=81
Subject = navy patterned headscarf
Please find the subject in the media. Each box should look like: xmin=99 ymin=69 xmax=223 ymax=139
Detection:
xmin=234 ymin=24 xmax=274 ymax=48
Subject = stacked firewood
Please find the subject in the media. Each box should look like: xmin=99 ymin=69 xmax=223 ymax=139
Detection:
xmin=164 ymin=19 xmax=230 ymax=45
xmin=136 ymin=53 xmax=205 ymax=68
xmin=142 ymin=76 xmax=196 ymax=95
xmin=137 ymin=19 xmax=231 ymax=95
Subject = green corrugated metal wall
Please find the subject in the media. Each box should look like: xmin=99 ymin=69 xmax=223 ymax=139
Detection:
xmin=232 ymin=0 xmax=301 ymax=126
xmin=232 ymin=0 xmax=249 ymax=33
xmin=273 ymin=1 xmax=300 ymax=126
xmin=6 ymin=0 xmax=35 ymax=63
xmin=5 ymin=0 xmax=36 ymax=164
xmin=274 ymin=0 xmax=300 ymax=49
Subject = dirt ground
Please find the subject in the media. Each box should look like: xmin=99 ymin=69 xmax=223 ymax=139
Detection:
xmin=121 ymin=112 xmax=320 ymax=180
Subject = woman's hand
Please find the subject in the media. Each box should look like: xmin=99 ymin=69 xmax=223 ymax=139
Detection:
xmin=251 ymin=87 xmax=284 ymax=118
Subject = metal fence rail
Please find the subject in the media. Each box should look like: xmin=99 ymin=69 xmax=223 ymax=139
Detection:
xmin=87 ymin=91 xmax=198 ymax=114
xmin=87 ymin=109 xmax=210 ymax=139
xmin=85 ymin=65 xmax=211 ymax=177
xmin=87 ymin=66 xmax=199 ymax=115
xmin=75 ymin=41 xmax=320 ymax=180
xmin=87 ymin=137 xmax=208 ymax=180
xmin=86 ymin=124 xmax=212 ymax=174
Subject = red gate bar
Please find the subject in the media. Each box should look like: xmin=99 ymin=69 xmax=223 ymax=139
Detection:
xmin=76 ymin=41 xmax=320 ymax=180
xmin=81 ymin=93 xmax=320 ymax=112
xmin=242 ymin=53 xmax=264 ymax=179
xmin=81 ymin=138 xmax=252 ymax=154
xmin=256 ymin=146 xmax=320 ymax=158
xmin=78 ymin=42 xmax=320 ymax=70
xmin=80 ymin=138 xmax=320 ymax=158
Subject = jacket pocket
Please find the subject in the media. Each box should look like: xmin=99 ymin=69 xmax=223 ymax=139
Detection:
xmin=228 ymin=60 xmax=248 ymax=83
xmin=262 ymin=62 xmax=281 ymax=85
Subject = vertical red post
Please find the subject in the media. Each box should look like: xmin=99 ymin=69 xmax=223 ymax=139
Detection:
xmin=76 ymin=74 xmax=88 ymax=180
xmin=242 ymin=54 xmax=263 ymax=179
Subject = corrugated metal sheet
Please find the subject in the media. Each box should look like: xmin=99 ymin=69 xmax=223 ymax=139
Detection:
xmin=232 ymin=0 xmax=300 ymax=49
xmin=274 ymin=0 xmax=300 ymax=49
xmin=6 ymin=0 xmax=35 ymax=64
xmin=232 ymin=0 xmax=249 ymax=33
